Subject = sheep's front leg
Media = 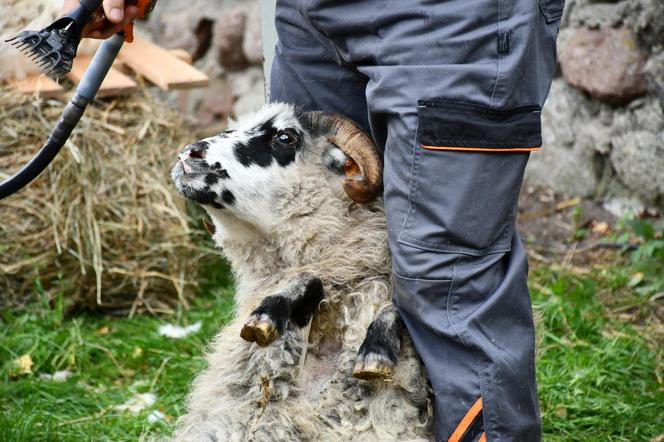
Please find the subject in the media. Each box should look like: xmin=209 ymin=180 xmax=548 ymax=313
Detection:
xmin=240 ymin=273 xmax=324 ymax=347
xmin=353 ymin=305 xmax=404 ymax=380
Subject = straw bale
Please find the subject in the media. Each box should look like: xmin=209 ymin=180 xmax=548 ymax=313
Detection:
xmin=0 ymin=88 xmax=217 ymax=313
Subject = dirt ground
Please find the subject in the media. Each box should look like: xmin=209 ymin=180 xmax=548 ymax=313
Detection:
xmin=518 ymin=182 xmax=622 ymax=267
xmin=519 ymin=183 xmax=664 ymax=349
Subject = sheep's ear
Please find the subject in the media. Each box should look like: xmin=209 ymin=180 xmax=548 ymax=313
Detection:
xmin=342 ymin=157 xmax=361 ymax=177
xmin=302 ymin=111 xmax=382 ymax=203
xmin=322 ymin=146 xmax=352 ymax=177
xmin=302 ymin=113 xmax=358 ymax=178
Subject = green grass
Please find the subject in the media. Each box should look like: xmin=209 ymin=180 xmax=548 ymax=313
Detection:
xmin=532 ymin=267 xmax=663 ymax=441
xmin=1 ymin=259 xmax=662 ymax=441
xmin=0 ymin=266 xmax=235 ymax=442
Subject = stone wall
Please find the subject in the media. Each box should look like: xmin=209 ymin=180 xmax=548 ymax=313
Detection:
xmin=526 ymin=0 xmax=664 ymax=216
xmin=142 ymin=0 xmax=266 ymax=136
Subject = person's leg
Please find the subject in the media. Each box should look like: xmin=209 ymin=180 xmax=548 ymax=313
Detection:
xmin=269 ymin=0 xmax=369 ymax=131
xmin=386 ymin=116 xmax=540 ymax=442
xmin=299 ymin=0 xmax=562 ymax=440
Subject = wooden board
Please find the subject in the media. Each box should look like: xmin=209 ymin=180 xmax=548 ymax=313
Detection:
xmin=119 ymin=36 xmax=208 ymax=90
xmin=168 ymin=48 xmax=193 ymax=65
xmin=9 ymin=39 xmax=207 ymax=98
xmin=11 ymin=74 xmax=64 ymax=98
xmin=67 ymin=55 xmax=138 ymax=98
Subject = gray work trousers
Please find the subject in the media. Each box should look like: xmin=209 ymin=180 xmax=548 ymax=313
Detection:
xmin=270 ymin=1 xmax=563 ymax=440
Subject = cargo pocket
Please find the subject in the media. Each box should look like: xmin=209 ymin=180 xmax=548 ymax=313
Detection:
xmin=393 ymin=272 xmax=454 ymax=333
xmin=539 ymin=0 xmax=566 ymax=23
xmin=397 ymin=100 xmax=539 ymax=256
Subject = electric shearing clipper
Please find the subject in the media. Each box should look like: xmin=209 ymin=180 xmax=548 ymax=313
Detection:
xmin=7 ymin=0 xmax=156 ymax=78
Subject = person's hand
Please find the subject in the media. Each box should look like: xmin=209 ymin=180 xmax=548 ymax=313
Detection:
xmin=62 ymin=0 xmax=139 ymax=39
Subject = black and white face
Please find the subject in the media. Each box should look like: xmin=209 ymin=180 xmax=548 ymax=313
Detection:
xmin=171 ymin=103 xmax=350 ymax=228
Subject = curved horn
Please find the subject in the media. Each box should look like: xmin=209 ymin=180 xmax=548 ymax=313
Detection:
xmin=303 ymin=112 xmax=383 ymax=203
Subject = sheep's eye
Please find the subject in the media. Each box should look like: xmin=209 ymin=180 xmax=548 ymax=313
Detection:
xmin=275 ymin=131 xmax=295 ymax=145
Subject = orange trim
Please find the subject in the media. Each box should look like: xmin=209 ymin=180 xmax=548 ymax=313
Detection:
xmin=422 ymin=144 xmax=542 ymax=152
xmin=479 ymin=432 xmax=487 ymax=442
xmin=448 ymin=397 xmax=484 ymax=442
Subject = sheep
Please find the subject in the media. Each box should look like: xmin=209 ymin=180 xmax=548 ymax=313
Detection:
xmin=170 ymin=103 xmax=433 ymax=441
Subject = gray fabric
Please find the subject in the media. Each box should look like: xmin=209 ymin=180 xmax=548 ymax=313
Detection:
xmin=270 ymin=1 xmax=561 ymax=440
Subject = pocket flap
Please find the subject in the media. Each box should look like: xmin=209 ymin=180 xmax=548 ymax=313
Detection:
xmin=417 ymin=100 xmax=542 ymax=152
xmin=539 ymin=0 xmax=565 ymax=23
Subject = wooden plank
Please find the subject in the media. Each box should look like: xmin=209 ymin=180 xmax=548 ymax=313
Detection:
xmin=67 ymin=55 xmax=138 ymax=98
xmin=168 ymin=49 xmax=193 ymax=65
xmin=118 ymin=36 xmax=209 ymax=90
xmin=10 ymin=74 xmax=65 ymax=98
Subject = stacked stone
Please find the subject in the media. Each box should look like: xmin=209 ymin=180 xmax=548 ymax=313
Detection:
xmin=526 ymin=0 xmax=664 ymax=215
xmin=144 ymin=0 xmax=266 ymax=134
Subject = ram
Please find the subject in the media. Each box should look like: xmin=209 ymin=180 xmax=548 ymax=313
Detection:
xmin=171 ymin=103 xmax=432 ymax=441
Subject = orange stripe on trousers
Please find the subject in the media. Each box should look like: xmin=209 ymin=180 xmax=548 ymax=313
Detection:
xmin=448 ymin=397 xmax=483 ymax=442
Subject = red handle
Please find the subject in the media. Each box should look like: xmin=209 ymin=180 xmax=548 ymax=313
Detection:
xmin=85 ymin=0 xmax=157 ymax=42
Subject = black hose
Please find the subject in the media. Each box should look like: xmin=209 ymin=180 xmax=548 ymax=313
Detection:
xmin=0 ymin=95 xmax=89 ymax=199
xmin=0 ymin=32 xmax=124 ymax=200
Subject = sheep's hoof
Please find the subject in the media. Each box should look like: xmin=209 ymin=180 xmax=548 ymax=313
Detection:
xmin=352 ymin=358 xmax=394 ymax=381
xmin=240 ymin=316 xmax=279 ymax=347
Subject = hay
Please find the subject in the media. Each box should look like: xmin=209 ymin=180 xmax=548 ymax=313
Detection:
xmin=0 ymin=88 xmax=216 ymax=313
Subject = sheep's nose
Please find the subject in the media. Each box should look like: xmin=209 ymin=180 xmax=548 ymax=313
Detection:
xmin=179 ymin=143 xmax=207 ymax=162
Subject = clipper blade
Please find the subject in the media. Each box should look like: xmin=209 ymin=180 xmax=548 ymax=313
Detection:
xmin=6 ymin=18 xmax=79 ymax=79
